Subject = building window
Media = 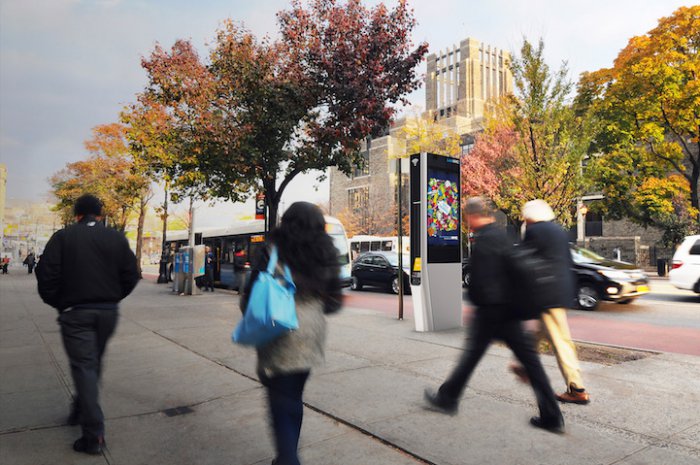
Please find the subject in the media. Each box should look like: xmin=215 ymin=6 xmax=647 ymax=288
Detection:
xmin=352 ymin=150 xmax=370 ymax=178
xmin=460 ymin=134 xmax=475 ymax=156
xmin=348 ymin=186 xmax=370 ymax=230
xmin=585 ymin=211 xmax=603 ymax=237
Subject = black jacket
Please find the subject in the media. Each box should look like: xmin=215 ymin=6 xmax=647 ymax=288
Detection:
xmin=36 ymin=216 xmax=140 ymax=312
xmin=468 ymin=222 xmax=513 ymax=310
xmin=240 ymin=245 xmax=343 ymax=315
xmin=522 ymin=221 xmax=576 ymax=309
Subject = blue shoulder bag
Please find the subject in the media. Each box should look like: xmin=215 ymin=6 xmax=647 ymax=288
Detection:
xmin=232 ymin=246 xmax=298 ymax=347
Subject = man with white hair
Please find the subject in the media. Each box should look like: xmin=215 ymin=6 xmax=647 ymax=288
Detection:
xmin=514 ymin=199 xmax=590 ymax=405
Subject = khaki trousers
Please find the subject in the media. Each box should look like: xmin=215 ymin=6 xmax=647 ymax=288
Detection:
xmin=540 ymin=307 xmax=585 ymax=391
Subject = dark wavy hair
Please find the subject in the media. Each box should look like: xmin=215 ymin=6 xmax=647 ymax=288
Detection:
xmin=269 ymin=202 xmax=339 ymax=298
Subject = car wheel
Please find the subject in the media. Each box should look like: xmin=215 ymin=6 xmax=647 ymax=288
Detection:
xmin=577 ymin=284 xmax=600 ymax=311
xmin=351 ymin=276 xmax=363 ymax=291
xmin=391 ymin=276 xmax=400 ymax=294
xmin=618 ymin=298 xmax=635 ymax=305
xmin=463 ymin=271 xmax=471 ymax=288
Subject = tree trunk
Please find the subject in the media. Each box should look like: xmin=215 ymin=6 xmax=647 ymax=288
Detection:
xmin=267 ymin=196 xmax=279 ymax=231
xmin=135 ymin=194 xmax=148 ymax=278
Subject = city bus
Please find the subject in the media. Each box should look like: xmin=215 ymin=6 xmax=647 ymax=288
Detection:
xmin=349 ymin=235 xmax=409 ymax=262
xmin=165 ymin=216 xmax=351 ymax=290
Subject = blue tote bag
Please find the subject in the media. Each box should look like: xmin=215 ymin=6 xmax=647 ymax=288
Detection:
xmin=232 ymin=246 xmax=298 ymax=347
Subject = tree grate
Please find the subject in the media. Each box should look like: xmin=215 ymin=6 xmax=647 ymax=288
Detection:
xmin=162 ymin=406 xmax=195 ymax=417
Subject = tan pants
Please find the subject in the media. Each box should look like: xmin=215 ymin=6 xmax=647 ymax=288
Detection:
xmin=540 ymin=307 xmax=585 ymax=391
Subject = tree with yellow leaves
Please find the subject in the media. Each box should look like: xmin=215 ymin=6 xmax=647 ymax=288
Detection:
xmin=581 ymin=6 xmax=700 ymax=243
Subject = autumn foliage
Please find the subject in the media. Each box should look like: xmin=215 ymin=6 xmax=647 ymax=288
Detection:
xmin=137 ymin=0 xmax=428 ymax=226
xmin=581 ymin=5 xmax=700 ymax=241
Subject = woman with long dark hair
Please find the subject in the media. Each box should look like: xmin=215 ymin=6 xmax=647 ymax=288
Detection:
xmin=241 ymin=202 xmax=343 ymax=465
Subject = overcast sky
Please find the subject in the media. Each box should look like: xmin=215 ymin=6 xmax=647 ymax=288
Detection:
xmin=0 ymin=0 xmax=691 ymax=225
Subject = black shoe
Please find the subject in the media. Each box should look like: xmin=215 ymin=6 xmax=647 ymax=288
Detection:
xmin=530 ymin=416 xmax=565 ymax=434
xmin=424 ymin=388 xmax=458 ymax=415
xmin=73 ymin=435 xmax=105 ymax=455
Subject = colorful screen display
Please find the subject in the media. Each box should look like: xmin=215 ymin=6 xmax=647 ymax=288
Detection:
xmin=427 ymin=169 xmax=460 ymax=246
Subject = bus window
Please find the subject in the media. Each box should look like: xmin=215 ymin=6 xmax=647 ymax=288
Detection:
xmin=360 ymin=241 xmax=369 ymax=253
xmin=350 ymin=242 xmax=361 ymax=261
xmin=370 ymin=240 xmax=381 ymax=251
xmin=381 ymin=240 xmax=393 ymax=251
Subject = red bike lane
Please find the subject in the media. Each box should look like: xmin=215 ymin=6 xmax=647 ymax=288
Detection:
xmin=342 ymin=291 xmax=700 ymax=356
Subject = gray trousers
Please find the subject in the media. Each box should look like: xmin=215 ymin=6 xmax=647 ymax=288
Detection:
xmin=59 ymin=308 xmax=118 ymax=438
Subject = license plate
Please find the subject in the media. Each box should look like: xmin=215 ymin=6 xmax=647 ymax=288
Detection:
xmin=636 ymin=285 xmax=650 ymax=293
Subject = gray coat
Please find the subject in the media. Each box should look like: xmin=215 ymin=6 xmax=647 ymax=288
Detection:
xmin=256 ymin=297 xmax=327 ymax=377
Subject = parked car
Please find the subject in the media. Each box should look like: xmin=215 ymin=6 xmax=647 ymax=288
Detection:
xmin=669 ymin=235 xmax=700 ymax=294
xmin=351 ymin=251 xmax=411 ymax=294
xmin=571 ymin=245 xmax=650 ymax=310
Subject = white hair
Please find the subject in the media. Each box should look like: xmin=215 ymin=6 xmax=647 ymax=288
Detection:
xmin=522 ymin=199 xmax=555 ymax=222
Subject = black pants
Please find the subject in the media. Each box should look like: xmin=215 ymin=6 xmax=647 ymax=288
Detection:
xmin=59 ymin=308 xmax=118 ymax=439
xmin=439 ymin=307 xmax=561 ymax=422
xmin=203 ymin=268 xmax=214 ymax=290
xmin=261 ymin=371 xmax=310 ymax=465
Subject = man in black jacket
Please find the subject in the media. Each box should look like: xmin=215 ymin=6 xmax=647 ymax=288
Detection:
xmin=424 ymin=197 xmax=564 ymax=433
xmin=36 ymin=194 xmax=139 ymax=455
xmin=518 ymin=199 xmax=590 ymax=404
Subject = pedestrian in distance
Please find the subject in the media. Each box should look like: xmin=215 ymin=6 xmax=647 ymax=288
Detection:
xmin=424 ymin=197 xmax=565 ymax=434
xmin=240 ymin=202 xmax=343 ymax=465
xmin=204 ymin=245 xmax=215 ymax=291
xmin=1 ymin=257 xmax=8 ymax=274
xmin=35 ymin=194 xmax=139 ymax=455
xmin=510 ymin=199 xmax=590 ymax=404
xmin=23 ymin=252 xmax=36 ymax=274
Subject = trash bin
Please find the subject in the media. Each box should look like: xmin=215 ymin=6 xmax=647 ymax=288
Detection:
xmin=656 ymin=258 xmax=668 ymax=277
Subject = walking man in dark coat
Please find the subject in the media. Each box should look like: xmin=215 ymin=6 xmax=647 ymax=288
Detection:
xmin=424 ymin=197 xmax=564 ymax=433
xmin=24 ymin=252 xmax=36 ymax=274
xmin=36 ymin=194 xmax=139 ymax=455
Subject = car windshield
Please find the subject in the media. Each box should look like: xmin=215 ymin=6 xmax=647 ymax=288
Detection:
xmin=571 ymin=246 xmax=606 ymax=264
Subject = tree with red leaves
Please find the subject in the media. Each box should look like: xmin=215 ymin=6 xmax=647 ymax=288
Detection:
xmin=139 ymin=0 xmax=427 ymax=226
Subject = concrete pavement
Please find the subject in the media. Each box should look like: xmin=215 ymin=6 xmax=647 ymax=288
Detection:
xmin=1 ymin=272 xmax=699 ymax=465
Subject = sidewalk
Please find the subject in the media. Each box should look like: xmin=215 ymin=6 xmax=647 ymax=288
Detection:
xmin=1 ymin=273 xmax=699 ymax=465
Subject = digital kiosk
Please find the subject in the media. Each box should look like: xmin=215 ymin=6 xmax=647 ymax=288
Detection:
xmin=409 ymin=152 xmax=462 ymax=332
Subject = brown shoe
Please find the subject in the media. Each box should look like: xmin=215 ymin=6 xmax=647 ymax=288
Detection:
xmin=556 ymin=390 xmax=590 ymax=405
xmin=509 ymin=364 xmax=529 ymax=384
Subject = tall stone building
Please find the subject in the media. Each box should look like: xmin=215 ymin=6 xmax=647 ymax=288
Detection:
xmin=329 ymin=37 xmax=513 ymax=233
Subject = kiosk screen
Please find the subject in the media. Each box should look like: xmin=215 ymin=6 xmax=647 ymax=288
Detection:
xmin=426 ymin=169 xmax=460 ymax=247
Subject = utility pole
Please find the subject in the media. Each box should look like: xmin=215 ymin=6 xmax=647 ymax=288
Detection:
xmin=396 ymin=157 xmax=404 ymax=320
xmin=185 ymin=196 xmax=197 ymax=295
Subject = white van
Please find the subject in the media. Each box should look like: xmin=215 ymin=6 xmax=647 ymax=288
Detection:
xmin=669 ymin=235 xmax=700 ymax=293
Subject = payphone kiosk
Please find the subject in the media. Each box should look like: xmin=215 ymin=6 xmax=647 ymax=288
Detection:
xmin=409 ymin=152 xmax=462 ymax=332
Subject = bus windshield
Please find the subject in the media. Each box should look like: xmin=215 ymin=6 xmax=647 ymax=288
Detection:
xmin=330 ymin=233 xmax=350 ymax=265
